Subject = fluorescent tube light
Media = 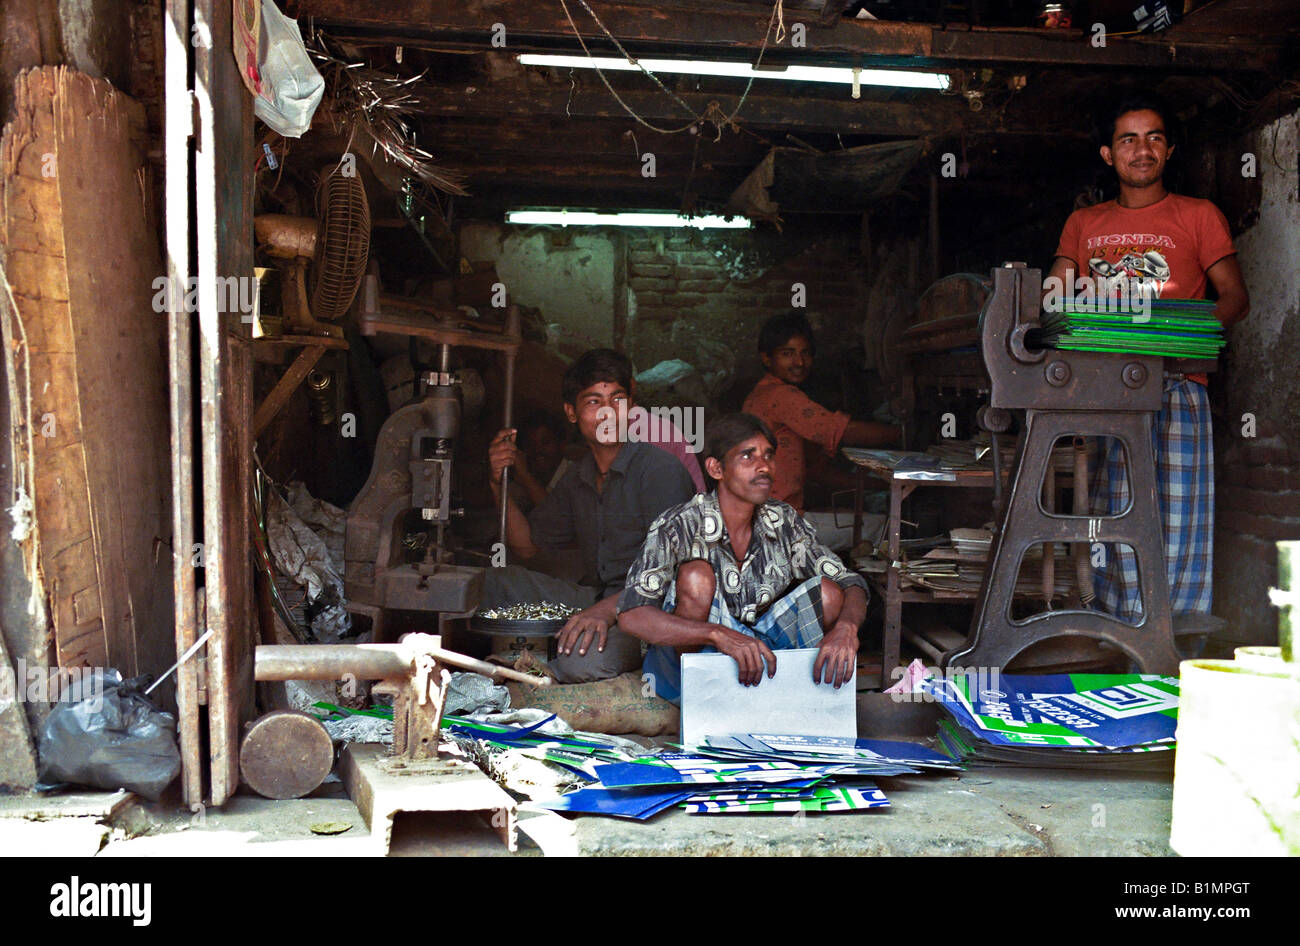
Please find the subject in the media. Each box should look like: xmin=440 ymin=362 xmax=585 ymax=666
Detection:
xmin=517 ymin=53 xmax=949 ymax=91
xmin=505 ymin=209 xmax=752 ymax=229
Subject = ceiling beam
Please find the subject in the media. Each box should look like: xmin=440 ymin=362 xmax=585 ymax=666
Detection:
xmin=396 ymin=81 xmax=1085 ymax=139
xmin=285 ymin=0 xmax=1286 ymax=72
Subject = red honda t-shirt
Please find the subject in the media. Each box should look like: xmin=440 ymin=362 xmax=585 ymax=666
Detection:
xmin=1054 ymin=193 xmax=1235 ymax=384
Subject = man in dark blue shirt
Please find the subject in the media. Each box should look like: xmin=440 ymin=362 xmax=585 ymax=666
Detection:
xmin=487 ymin=349 xmax=695 ymax=683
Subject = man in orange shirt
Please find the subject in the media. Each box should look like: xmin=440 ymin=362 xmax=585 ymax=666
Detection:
xmin=742 ymin=312 xmax=899 ymax=527
xmin=1045 ymin=94 xmax=1249 ymax=619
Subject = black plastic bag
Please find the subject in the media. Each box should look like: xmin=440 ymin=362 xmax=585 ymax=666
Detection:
xmin=38 ymin=669 xmax=181 ymax=801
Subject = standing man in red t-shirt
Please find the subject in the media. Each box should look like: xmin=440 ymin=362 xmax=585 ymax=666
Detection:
xmin=1045 ymin=94 xmax=1249 ymax=620
xmin=743 ymin=312 xmax=900 ymax=539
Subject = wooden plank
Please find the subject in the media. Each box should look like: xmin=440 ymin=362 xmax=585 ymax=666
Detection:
xmin=51 ymin=68 xmax=174 ymax=683
xmin=358 ymin=308 xmax=523 ymax=352
xmin=196 ymin=0 xmax=256 ymax=806
xmin=3 ymin=67 xmax=174 ymax=684
xmin=165 ymin=0 xmax=202 ymax=809
xmin=285 ymin=0 xmax=1281 ymax=71
xmin=0 ymin=69 xmax=105 ymax=671
xmin=252 ymin=334 xmax=349 ymax=349
xmin=413 ymin=84 xmax=970 ymax=137
xmin=253 ymin=344 xmax=326 ymax=437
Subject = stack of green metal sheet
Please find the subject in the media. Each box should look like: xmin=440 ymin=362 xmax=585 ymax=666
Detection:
xmin=1036 ymin=298 xmax=1224 ymax=358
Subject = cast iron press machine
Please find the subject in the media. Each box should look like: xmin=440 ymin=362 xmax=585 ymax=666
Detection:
xmin=344 ymin=274 xmax=521 ymax=642
xmin=943 ymin=262 xmax=1185 ymax=675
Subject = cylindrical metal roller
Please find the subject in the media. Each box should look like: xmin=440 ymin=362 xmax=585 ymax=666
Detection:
xmin=255 ymin=644 xmax=411 ymax=681
xmin=239 ymin=710 xmax=335 ymax=800
xmin=253 ymin=642 xmax=549 ymax=687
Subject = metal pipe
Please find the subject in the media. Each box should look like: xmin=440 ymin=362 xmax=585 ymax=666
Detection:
xmin=254 ymin=643 xmax=549 ymax=687
xmin=498 ymin=306 xmax=521 ymax=552
xmin=928 ymin=173 xmax=940 ymax=286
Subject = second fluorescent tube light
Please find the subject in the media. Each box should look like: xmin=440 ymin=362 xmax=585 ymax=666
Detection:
xmin=506 ymin=210 xmax=752 ymax=229
xmin=517 ymin=54 xmax=950 ymax=91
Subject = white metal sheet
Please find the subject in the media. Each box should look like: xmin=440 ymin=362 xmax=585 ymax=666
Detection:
xmin=680 ymin=648 xmax=856 ymax=747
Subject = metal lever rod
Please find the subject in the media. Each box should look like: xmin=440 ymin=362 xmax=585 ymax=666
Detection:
xmin=498 ymin=305 xmax=521 ymax=556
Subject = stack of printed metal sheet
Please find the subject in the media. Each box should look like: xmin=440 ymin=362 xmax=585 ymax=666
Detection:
xmin=924 ymin=672 xmax=1179 ymax=773
xmin=526 ymin=732 xmax=960 ymax=818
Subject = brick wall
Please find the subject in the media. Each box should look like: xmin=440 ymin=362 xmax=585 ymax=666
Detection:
xmin=1209 ymin=107 xmax=1300 ymax=650
xmin=1214 ymin=424 xmax=1300 ymax=650
xmin=624 ymin=222 xmax=870 ymax=404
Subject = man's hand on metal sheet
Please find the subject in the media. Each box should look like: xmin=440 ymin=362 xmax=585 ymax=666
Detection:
xmin=814 ymin=625 xmax=858 ymax=689
xmin=709 ymin=626 xmax=777 ymax=687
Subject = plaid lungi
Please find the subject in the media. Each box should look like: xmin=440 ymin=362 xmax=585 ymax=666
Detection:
xmin=642 ymin=574 xmax=826 ymax=704
xmin=1091 ymin=378 xmax=1213 ymax=620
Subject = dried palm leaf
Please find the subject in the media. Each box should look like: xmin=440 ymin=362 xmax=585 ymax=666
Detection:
xmin=308 ymin=33 xmax=469 ymax=197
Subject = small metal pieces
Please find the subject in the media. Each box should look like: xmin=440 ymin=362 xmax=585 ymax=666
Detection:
xmin=1045 ymin=359 xmax=1071 ymax=386
xmin=306 ymin=369 xmax=336 ymax=425
xmin=239 ymin=709 xmax=335 ymax=800
xmin=477 ymin=601 xmax=578 ymax=621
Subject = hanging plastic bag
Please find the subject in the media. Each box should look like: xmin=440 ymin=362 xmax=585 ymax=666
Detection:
xmin=38 ymin=670 xmax=182 ymax=801
xmin=253 ymin=0 xmax=324 ymax=137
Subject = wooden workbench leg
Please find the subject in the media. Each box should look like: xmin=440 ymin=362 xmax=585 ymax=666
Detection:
xmin=253 ymin=344 xmax=326 ymax=437
xmin=883 ymin=479 xmax=904 ymax=683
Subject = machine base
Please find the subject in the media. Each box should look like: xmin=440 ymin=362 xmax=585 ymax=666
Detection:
xmin=340 ymin=742 xmax=517 ymax=855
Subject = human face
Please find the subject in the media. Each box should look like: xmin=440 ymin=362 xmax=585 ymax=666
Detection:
xmin=761 ymin=334 xmax=812 ymax=386
xmin=564 ymin=381 xmax=630 ymax=447
xmin=1101 ymin=109 xmax=1173 ymax=191
xmin=707 ymin=434 xmax=775 ymax=505
xmin=523 ymin=425 xmax=563 ymax=480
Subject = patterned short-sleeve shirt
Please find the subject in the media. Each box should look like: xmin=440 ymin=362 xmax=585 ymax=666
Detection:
xmin=616 ymin=491 xmax=867 ymax=626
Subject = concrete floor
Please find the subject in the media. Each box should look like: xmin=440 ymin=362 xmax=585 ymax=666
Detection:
xmin=0 ymin=764 xmax=1175 ymax=857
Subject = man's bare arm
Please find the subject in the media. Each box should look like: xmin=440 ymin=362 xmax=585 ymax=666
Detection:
xmin=620 ymin=605 xmax=777 ymax=687
xmin=814 ymin=585 xmax=867 ymax=688
xmin=619 ymin=605 xmax=723 ymax=649
xmin=488 ymin=428 xmax=539 ymax=559
xmin=1206 ymin=255 xmax=1250 ymax=327
xmin=842 ymin=420 xmax=901 ymax=447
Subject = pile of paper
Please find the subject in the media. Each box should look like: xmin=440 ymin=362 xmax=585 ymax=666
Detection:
xmin=923 ymin=672 xmax=1179 ymax=772
xmin=528 ymin=733 xmax=960 ymax=819
xmin=1036 ymin=299 xmax=1224 ymax=358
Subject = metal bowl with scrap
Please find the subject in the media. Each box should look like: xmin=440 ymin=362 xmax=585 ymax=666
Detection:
xmin=473 ymin=601 xmax=578 ymax=636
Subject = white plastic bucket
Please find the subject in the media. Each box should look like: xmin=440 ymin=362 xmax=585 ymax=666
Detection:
xmin=1170 ymin=657 xmax=1300 ymax=856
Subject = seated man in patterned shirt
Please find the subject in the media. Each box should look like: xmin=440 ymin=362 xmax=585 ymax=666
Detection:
xmin=618 ymin=413 xmax=869 ymax=704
